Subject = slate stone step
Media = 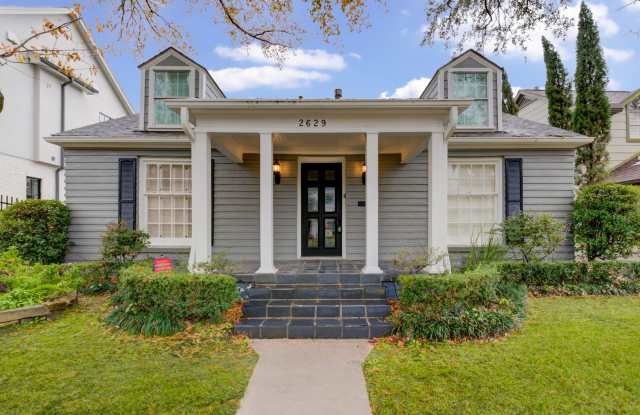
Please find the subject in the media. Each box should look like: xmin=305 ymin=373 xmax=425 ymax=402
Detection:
xmin=246 ymin=286 xmax=387 ymax=300
xmin=243 ymin=299 xmax=391 ymax=319
xmin=234 ymin=317 xmax=393 ymax=339
xmin=234 ymin=273 xmax=386 ymax=285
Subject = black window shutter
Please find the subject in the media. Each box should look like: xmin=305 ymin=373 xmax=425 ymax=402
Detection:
xmin=118 ymin=158 xmax=137 ymax=229
xmin=504 ymin=158 xmax=523 ymax=217
xmin=211 ymin=159 xmax=216 ymax=245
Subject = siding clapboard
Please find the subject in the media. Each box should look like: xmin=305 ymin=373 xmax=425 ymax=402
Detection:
xmin=64 ymin=148 xmax=575 ymax=263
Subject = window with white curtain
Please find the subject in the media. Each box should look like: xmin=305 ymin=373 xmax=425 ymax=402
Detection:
xmin=153 ymin=70 xmax=190 ymax=126
xmin=140 ymin=159 xmax=192 ymax=245
xmin=451 ymin=72 xmax=490 ymax=127
xmin=448 ymin=159 xmax=502 ymax=246
xmin=629 ymin=99 xmax=640 ymax=139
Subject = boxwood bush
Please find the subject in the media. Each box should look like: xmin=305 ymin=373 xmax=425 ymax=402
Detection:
xmin=106 ymin=263 xmax=239 ymax=336
xmin=394 ymin=265 xmax=527 ymax=341
xmin=0 ymin=199 xmax=70 ymax=264
xmin=499 ymin=261 xmax=640 ymax=296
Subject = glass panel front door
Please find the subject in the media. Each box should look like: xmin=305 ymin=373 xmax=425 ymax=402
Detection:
xmin=301 ymin=163 xmax=342 ymax=256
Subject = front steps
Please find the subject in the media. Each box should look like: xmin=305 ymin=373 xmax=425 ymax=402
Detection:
xmin=234 ymin=273 xmax=395 ymax=339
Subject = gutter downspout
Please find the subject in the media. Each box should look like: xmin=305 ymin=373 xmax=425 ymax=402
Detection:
xmin=55 ymin=78 xmax=72 ymax=200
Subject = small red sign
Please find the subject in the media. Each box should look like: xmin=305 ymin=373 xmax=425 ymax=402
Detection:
xmin=153 ymin=257 xmax=173 ymax=273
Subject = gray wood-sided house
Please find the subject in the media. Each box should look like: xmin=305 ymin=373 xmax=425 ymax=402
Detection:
xmin=48 ymin=48 xmax=592 ymax=275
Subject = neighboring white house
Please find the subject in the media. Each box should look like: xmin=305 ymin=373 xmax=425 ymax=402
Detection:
xmin=515 ymin=88 xmax=640 ymax=170
xmin=0 ymin=7 xmax=133 ymax=201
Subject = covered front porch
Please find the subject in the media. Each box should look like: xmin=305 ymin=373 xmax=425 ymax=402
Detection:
xmin=169 ymin=99 xmax=468 ymax=275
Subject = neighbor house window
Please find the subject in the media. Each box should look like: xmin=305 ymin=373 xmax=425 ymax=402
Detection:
xmin=451 ymin=72 xmax=490 ymax=127
xmin=140 ymin=160 xmax=192 ymax=245
xmin=153 ymin=70 xmax=190 ymax=126
xmin=628 ymin=98 xmax=640 ymax=140
xmin=26 ymin=177 xmax=41 ymax=199
xmin=448 ymin=159 xmax=502 ymax=246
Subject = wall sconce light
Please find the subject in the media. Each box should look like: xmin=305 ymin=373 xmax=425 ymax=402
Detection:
xmin=273 ymin=160 xmax=281 ymax=185
xmin=361 ymin=163 xmax=366 ymax=185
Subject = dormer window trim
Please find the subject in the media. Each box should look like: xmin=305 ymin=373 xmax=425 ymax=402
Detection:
xmin=148 ymin=65 xmax=196 ymax=130
xmin=447 ymin=67 xmax=495 ymax=130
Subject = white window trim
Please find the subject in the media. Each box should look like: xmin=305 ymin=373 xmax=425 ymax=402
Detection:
xmin=626 ymin=102 xmax=640 ymax=142
xmin=138 ymin=158 xmax=192 ymax=247
xmin=296 ymin=156 xmax=347 ymax=259
xmin=448 ymin=68 xmax=495 ymax=130
xmin=148 ymin=66 xmax=196 ymax=129
xmin=447 ymin=157 xmax=503 ymax=248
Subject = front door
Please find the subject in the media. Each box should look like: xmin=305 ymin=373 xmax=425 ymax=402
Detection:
xmin=301 ymin=163 xmax=342 ymax=256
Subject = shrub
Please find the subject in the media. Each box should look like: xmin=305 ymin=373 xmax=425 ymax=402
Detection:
xmin=501 ymin=212 xmax=564 ymax=263
xmin=462 ymin=230 xmax=506 ymax=272
xmin=391 ymin=245 xmax=446 ymax=275
xmin=101 ymin=221 xmax=150 ymax=268
xmin=105 ymin=263 xmax=239 ymax=336
xmin=194 ymin=252 xmax=236 ymax=274
xmin=394 ymin=265 xmax=526 ymax=341
xmin=0 ymin=247 xmax=83 ymax=310
xmin=573 ymin=183 xmax=640 ymax=260
xmin=0 ymin=200 xmax=70 ymax=264
xmin=499 ymin=261 xmax=640 ymax=296
xmin=75 ymin=261 xmax=118 ymax=294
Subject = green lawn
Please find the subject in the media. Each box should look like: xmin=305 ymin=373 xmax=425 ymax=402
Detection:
xmin=0 ymin=296 xmax=257 ymax=415
xmin=364 ymin=296 xmax=640 ymax=414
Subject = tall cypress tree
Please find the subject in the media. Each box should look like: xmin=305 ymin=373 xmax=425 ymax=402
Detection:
xmin=502 ymin=71 xmax=519 ymax=115
xmin=542 ymin=36 xmax=572 ymax=130
xmin=573 ymin=2 xmax=611 ymax=185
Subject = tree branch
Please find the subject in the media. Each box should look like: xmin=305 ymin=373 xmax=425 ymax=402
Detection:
xmin=0 ymin=17 xmax=80 ymax=59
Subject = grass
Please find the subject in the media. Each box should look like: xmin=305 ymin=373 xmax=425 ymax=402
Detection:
xmin=364 ymin=296 xmax=640 ymax=414
xmin=0 ymin=296 xmax=258 ymax=415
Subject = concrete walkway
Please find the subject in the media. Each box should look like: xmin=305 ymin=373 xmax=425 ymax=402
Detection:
xmin=237 ymin=340 xmax=373 ymax=415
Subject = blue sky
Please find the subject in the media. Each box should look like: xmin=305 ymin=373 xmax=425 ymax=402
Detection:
xmin=12 ymin=1 xmax=640 ymax=110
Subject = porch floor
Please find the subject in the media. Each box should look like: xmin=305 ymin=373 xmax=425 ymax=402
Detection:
xmin=232 ymin=260 xmax=398 ymax=277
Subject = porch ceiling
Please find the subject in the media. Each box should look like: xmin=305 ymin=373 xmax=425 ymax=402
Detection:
xmin=211 ymin=132 xmax=429 ymax=163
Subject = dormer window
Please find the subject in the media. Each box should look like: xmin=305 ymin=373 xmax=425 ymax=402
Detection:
xmin=151 ymin=69 xmax=193 ymax=127
xmin=451 ymin=72 xmax=490 ymax=127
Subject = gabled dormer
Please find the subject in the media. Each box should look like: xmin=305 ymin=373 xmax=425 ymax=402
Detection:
xmin=421 ymin=50 xmax=503 ymax=131
xmin=138 ymin=47 xmax=225 ymax=131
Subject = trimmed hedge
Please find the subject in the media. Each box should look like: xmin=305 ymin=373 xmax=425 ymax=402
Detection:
xmin=0 ymin=199 xmax=70 ymax=264
xmin=106 ymin=263 xmax=239 ymax=336
xmin=499 ymin=261 xmax=640 ymax=296
xmin=394 ymin=266 xmax=527 ymax=341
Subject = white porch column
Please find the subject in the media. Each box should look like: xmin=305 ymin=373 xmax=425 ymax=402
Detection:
xmin=188 ymin=132 xmax=212 ymax=271
xmin=362 ymin=132 xmax=383 ymax=275
xmin=425 ymin=131 xmax=451 ymax=273
xmin=256 ymin=132 xmax=278 ymax=274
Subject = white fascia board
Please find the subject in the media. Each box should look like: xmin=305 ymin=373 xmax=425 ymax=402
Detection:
xmin=449 ymin=136 xmax=593 ymax=149
xmin=0 ymin=7 xmax=71 ymax=15
xmin=45 ymin=136 xmax=190 ymax=148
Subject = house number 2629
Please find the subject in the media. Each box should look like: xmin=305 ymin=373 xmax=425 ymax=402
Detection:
xmin=297 ymin=119 xmax=327 ymax=127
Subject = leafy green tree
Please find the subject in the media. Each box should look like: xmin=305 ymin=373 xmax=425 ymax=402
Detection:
xmin=502 ymin=72 xmax=519 ymax=115
xmin=573 ymin=183 xmax=640 ymax=260
xmin=542 ymin=36 xmax=572 ymax=130
xmin=573 ymin=2 xmax=611 ymax=185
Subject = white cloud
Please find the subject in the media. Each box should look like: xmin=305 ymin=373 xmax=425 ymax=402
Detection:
xmin=214 ymin=43 xmax=346 ymax=71
xmin=348 ymin=52 xmax=362 ymax=60
xmin=608 ymin=78 xmax=623 ymax=90
xmin=210 ymin=66 xmax=331 ymax=92
xmin=625 ymin=0 xmax=640 ymax=11
xmin=603 ymin=47 xmax=635 ymax=62
xmin=379 ymin=77 xmax=431 ymax=99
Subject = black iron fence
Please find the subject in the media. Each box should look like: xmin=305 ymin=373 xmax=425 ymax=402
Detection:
xmin=0 ymin=195 xmax=19 ymax=210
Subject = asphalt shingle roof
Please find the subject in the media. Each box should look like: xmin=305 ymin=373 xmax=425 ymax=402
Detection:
xmin=55 ymin=112 xmax=587 ymax=141
xmin=608 ymin=154 xmax=640 ymax=184
xmin=518 ymin=89 xmax=633 ymax=105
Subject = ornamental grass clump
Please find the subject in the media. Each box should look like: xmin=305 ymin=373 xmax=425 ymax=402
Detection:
xmin=106 ymin=263 xmax=239 ymax=336
xmin=394 ymin=265 xmax=526 ymax=341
